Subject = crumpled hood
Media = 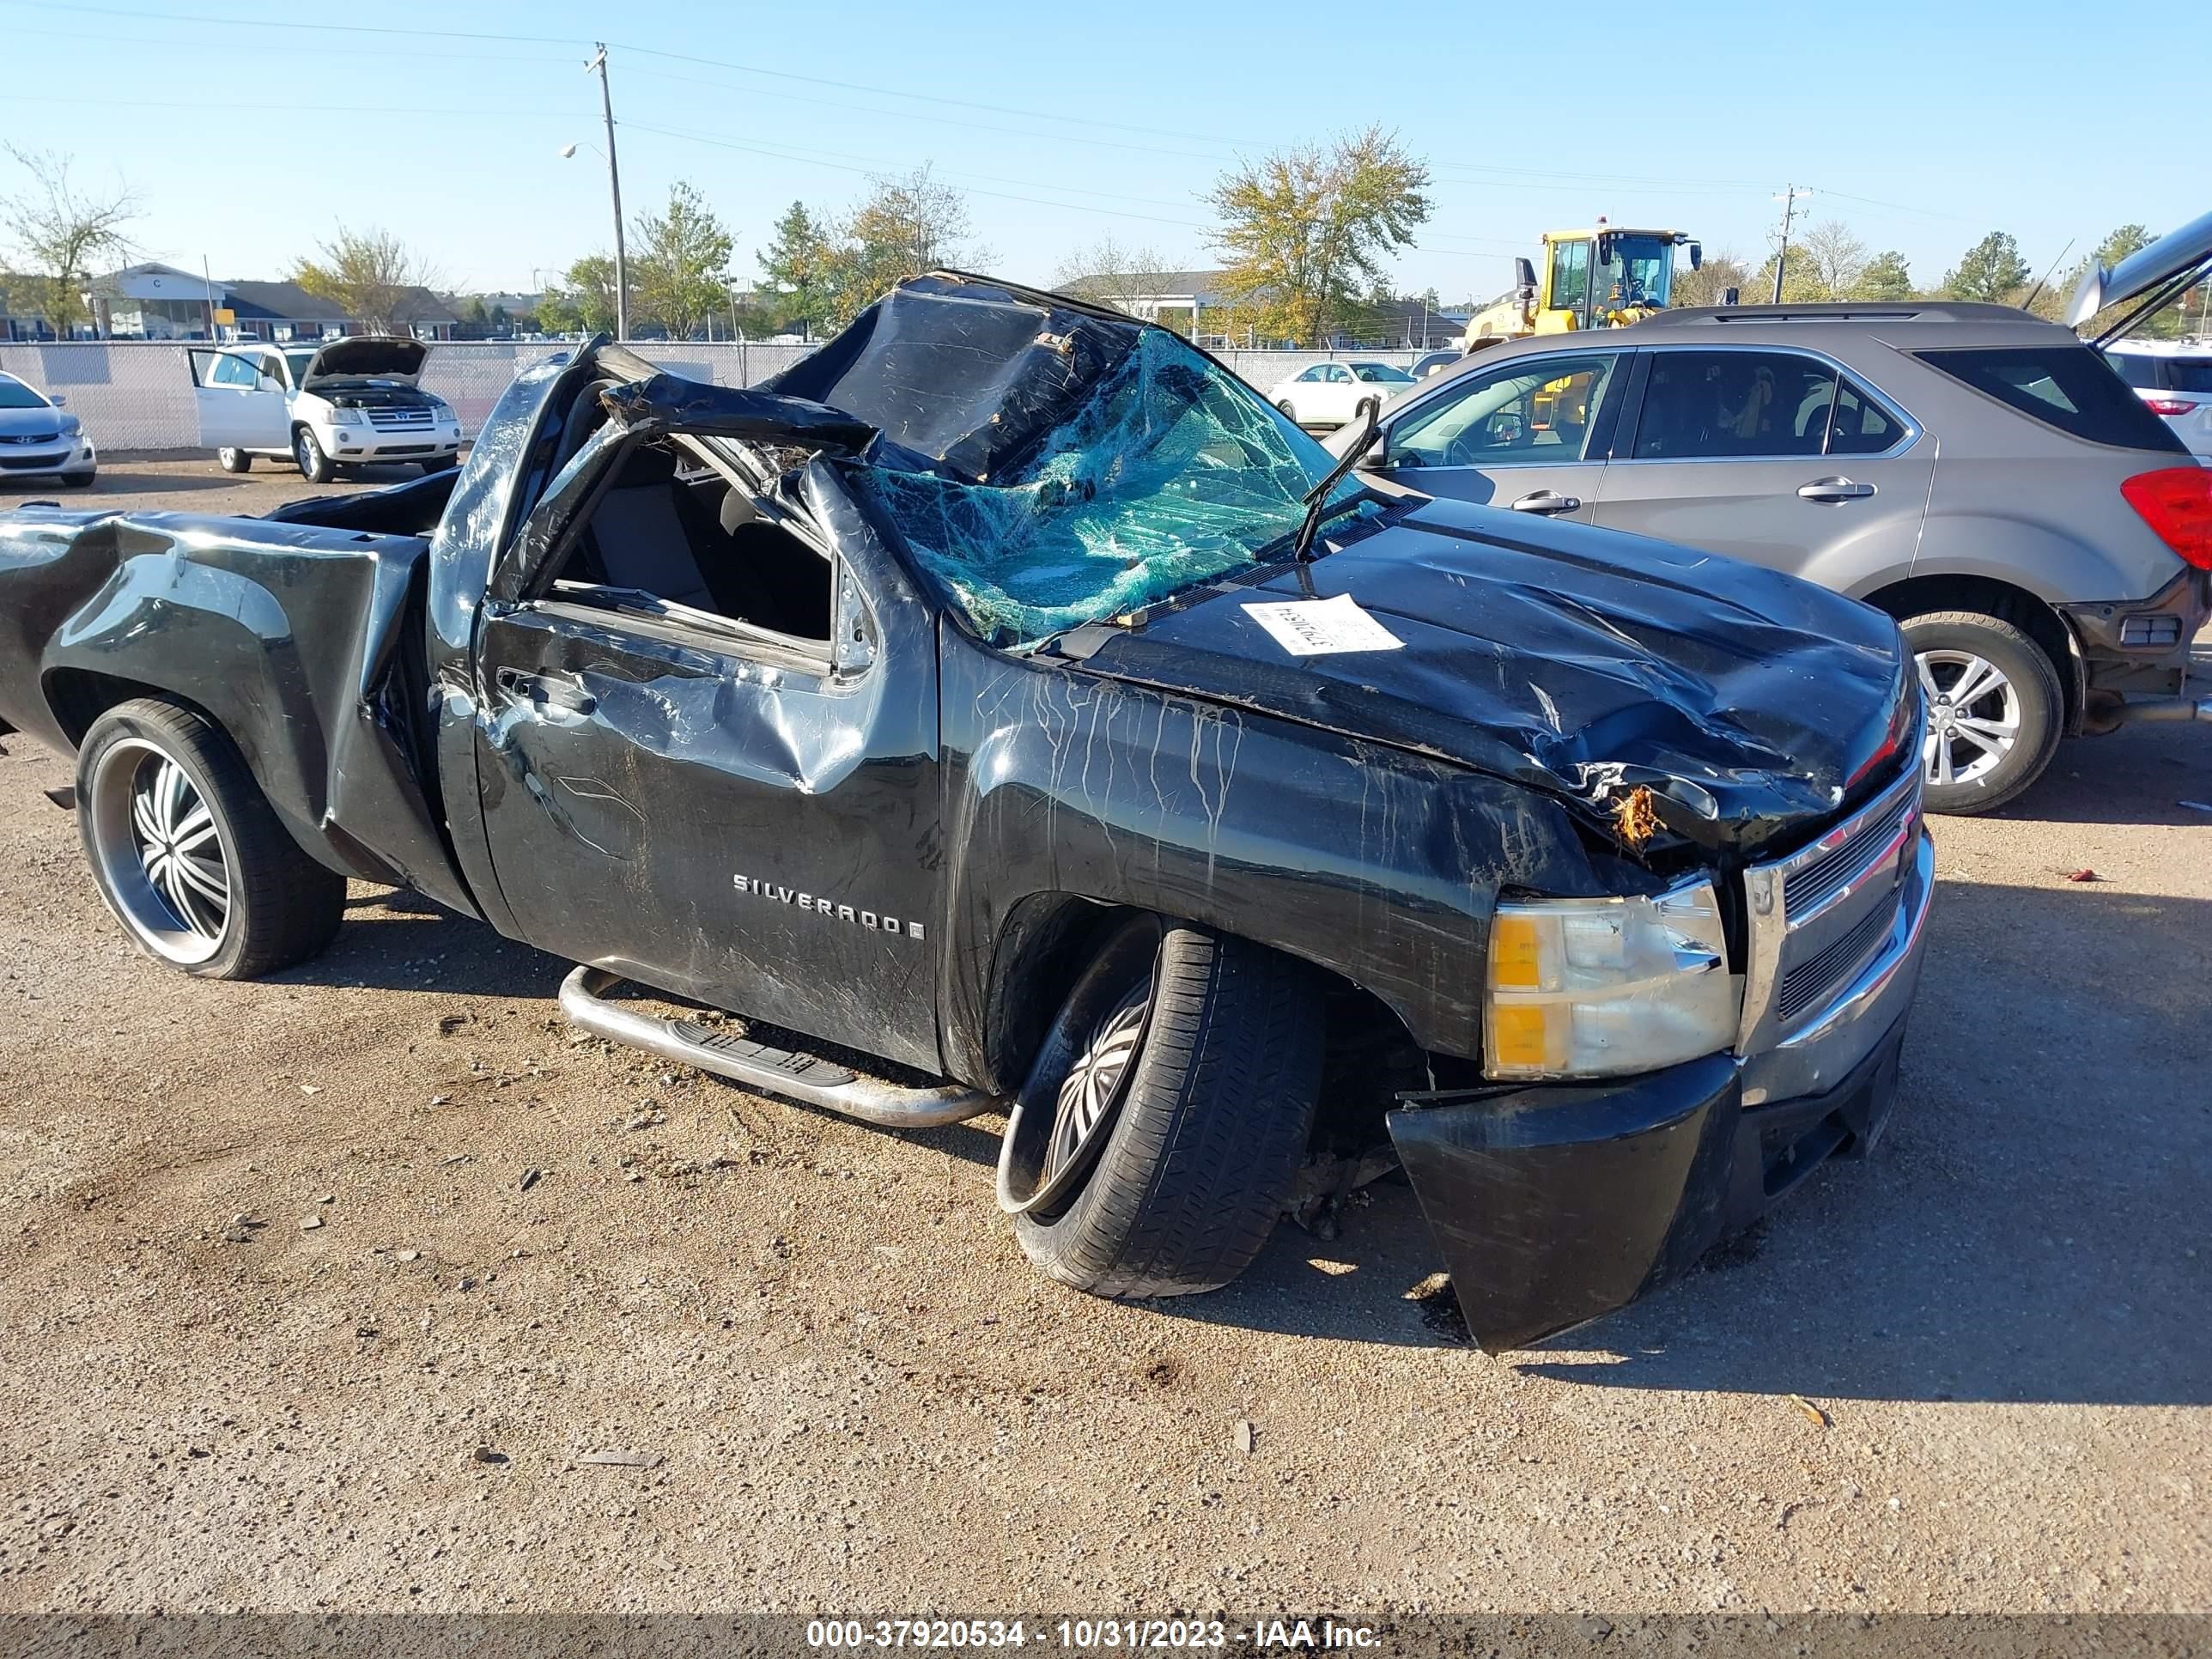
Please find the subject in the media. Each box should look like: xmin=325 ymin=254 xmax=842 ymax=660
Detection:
xmin=301 ymin=336 xmax=429 ymax=389
xmin=1052 ymin=495 xmax=1915 ymax=857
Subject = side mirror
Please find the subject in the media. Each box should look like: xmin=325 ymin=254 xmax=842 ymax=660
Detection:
xmin=48 ymin=392 xmax=65 ymax=408
xmin=1722 ymin=287 xmax=1741 ymax=308
xmin=258 ymin=374 xmax=283 ymax=393
xmin=1513 ymin=256 xmax=1537 ymax=300
xmin=1687 ymin=242 xmax=1703 ymax=271
xmin=1596 ymin=232 xmax=1616 ymax=267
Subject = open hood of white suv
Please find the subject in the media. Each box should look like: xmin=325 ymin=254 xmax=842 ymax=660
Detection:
xmin=301 ymin=336 xmax=430 ymax=389
xmin=2068 ymin=210 xmax=2212 ymax=337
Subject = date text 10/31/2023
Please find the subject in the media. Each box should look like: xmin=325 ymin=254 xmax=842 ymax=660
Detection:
xmin=804 ymin=1620 xmax=1384 ymax=1650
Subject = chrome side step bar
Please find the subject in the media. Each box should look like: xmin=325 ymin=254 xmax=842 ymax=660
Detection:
xmin=557 ymin=967 xmax=997 ymax=1130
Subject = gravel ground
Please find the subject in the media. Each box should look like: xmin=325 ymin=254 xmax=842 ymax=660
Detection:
xmin=1 ymin=459 xmax=2208 ymax=1617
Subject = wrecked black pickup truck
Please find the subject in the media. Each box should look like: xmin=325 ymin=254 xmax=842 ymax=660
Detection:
xmin=0 ymin=274 xmax=1935 ymax=1351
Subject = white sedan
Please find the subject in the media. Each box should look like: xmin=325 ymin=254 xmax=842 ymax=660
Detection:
xmin=1267 ymin=360 xmax=1418 ymax=428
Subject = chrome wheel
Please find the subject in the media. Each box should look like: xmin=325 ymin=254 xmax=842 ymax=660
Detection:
xmin=1918 ymin=649 xmax=2021 ymax=789
xmin=86 ymin=738 xmax=231 ymax=964
xmin=1046 ymin=976 xmax=1151 ymax=1182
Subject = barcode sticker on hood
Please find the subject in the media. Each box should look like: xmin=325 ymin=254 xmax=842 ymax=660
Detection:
xmin=1242 ymin=593 xmax=1405 ymax=657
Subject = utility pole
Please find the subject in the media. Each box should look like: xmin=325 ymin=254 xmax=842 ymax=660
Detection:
xmin=586 ymin=43 xmax=629 ymax=342
xmin=1770 ymin=185 xmax=1812 ymax=304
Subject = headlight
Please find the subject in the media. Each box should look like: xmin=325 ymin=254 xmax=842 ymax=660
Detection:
xmin=58 ymin=414 xmax=80 ymax=435
xmin=1485 ymin=878 xmax=1737 ymax=1080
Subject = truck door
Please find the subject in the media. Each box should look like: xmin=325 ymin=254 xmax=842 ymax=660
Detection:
xmin=1369 ymin=347 xmax=1625 ymax=520
xmin=188 ymin=349 xmax=290 ymax=451
xmin=470 ymin=434 xmax=946 ymax=1074
xmin=1593 ymin=346 xmax=1933 ymax=587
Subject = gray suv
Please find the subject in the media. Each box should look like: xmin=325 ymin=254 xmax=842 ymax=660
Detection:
xmin=1342 ymin=228 xmax=2212 ymax=814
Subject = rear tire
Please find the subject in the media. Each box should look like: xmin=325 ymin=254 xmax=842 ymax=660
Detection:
xmin=1275 ymin=398 xmax=1300 ymax=425
xmin=1902 ymin=610 xmax=2063 ymax=815
xmin=294 ymin=427 xmax=335 ymax=483
xmin=1003 ymin=917 xmax=1323 ymax=1298
xmin=76 ymin=698 xmax=344 ymax=980
xmin=1353 ymin=396 xmax=1380 ymax=424
xmin=216 ymin=447 xmax=252 ymax=474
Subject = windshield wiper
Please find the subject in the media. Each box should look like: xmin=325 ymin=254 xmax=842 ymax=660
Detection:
xmin=1291 ymin=406 xmax=1383 ymax=562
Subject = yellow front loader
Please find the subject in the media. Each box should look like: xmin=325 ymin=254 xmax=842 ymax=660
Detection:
xmin=1464 ymin=223 xmax=1703 ymax=349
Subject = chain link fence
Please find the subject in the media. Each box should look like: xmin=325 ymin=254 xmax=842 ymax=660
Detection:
xmin=0 ymin=340 xmax=1426 ymax=454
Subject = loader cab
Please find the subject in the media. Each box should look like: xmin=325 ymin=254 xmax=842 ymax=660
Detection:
xmin=1540 ymin=228 xmax=1699 ymax=332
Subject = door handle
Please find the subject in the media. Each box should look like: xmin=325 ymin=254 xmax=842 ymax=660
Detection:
xmin=495 ymin=665 xmax=596 ymax=715
xmin=1798 ymin=477 xmax=1876 ymax=502
xmin=1509 ymin=489 xmax=1583 ymax=515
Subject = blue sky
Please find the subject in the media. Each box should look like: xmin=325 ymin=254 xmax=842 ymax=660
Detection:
xmin=2 ymin=0 xmax=2197 ymax=301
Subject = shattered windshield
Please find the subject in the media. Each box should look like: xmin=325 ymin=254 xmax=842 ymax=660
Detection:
xmin=861 ymin=329 xmax=1376 ymax=647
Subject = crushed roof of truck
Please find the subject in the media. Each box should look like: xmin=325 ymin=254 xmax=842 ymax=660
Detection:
xmin=761 ymin=273 xmax=1372 ymax=647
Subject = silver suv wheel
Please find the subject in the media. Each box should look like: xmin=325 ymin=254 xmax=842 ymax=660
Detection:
xmin=1917 ymin=648 xmax=2022 ymax=788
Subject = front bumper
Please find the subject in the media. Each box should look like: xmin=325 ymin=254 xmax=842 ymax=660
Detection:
xmin=319 ymin=422 xmax=461 ymax=463
xmin=1389 ymin=821 xmax=1934 ymax=1354
xmin=0 ymin=436 xmax=94 ymax=477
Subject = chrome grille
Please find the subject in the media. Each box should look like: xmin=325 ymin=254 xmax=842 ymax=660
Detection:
xmin=1741 ymin=747 xmax=1924 ymax=1053
xmin=365 ymin=405 xmax=434 ymax=429
xmin=1784 ymin=787 xmax=1915 ymax=916
xmin=1778 ymin=896 xmax=1899 ymax=1020
xmin=0 ymin=430 xmax=59 ymax=445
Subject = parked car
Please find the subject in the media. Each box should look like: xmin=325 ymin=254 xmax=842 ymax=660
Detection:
xmin=2105 ymin=340 xmax=2212 ymax=457
xmin=187 ymin=337 xmax=463 ymax=482
xmin=0 ymin=370 xmax=95 ymax=488
xmin=0 ymin=274 xmax=1936 ymax=1352
xmin=1410 ymin=349 xmax=1463 ymax=380
xmin=1336 ymin=243 xmax=2212 ymax=816
xmin=1267 ymin=359 xmax=1417 ymax=428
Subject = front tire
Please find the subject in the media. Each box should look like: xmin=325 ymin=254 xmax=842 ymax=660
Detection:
xmin=216 ymin=447 xmax=252 ymax=474
xmin=294 ymin=426 xmax=335 ymax=483
xmin=76 ymin=698 xmax=344 ymax=979
xmin=1001 ymin=917 xmax=1323 ymax=1299
xmin=1903 ymin=610 xmax=2063 ymax=815
xmin=420 ymin=453 xmax=459 ymax=474
xmin=60 ymin=469 xmax=95 ymax=489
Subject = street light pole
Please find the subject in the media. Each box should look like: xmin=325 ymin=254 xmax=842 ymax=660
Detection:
xmin=586 ymin=44 xmax=629 ymax=341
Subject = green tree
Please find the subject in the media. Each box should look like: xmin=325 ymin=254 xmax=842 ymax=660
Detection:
xmin=1943 ymin=231 xmax=2031 ymax=303
xmin=630 ymin=180 xmax=734 ymax=340
xmin=1 ymin=145 xmax=139 ymax=333
xmin=292 ymin=226 xmax=439 ymax=334
xmin=1855 ymin=249 xmax=1915 ymax=301
xmin=1209 ymin=127 xmax=1431 ymax=346
xmin=1672 ymin=250 xmax=1749 ymax=308
xmin=1752 ymin=250 xmax=1825 ymax=304
xmin=2061 ymin=223 xmax=2197 ymax=337
xmin=461 ymin=295 xmax=489 ymax=325
xmin=823 ymin=167 xmax=975 ymax=327
xmin=757 ymin=201 xmax=836 ymax=340
xmin=536 ymin=253 xmax=618 ymax=337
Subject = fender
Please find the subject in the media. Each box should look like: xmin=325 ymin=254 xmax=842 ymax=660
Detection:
xmin=933 ymin=629 xmax=1630 ymax=1093
xmin=3 ymin=507 xmax=474 ymax=914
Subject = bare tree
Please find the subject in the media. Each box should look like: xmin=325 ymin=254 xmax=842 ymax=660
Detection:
xmin=290 ymin=227 xmax=441 ymax=334
xmin=1 ymin=146 xmax=138 ymax=334
xmin=1673 ymin=248 xmax=1750 ymax=309
xmin=1796 ymin=220 xmax=1869 ymax=301
xmin=1054 ymin=234 xmax=1174 ymax=320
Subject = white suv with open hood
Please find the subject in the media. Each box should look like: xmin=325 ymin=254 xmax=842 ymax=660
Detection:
xmin=188 ymin=337 xmax=463 ymax=481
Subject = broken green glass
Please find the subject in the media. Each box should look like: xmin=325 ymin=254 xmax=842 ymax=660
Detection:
xmin=865 ymin=331 xmax=1375 ymax=647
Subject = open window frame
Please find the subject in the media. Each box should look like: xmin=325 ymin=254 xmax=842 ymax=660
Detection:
xmin=496 ymin=419 xmax=880 ymax=685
